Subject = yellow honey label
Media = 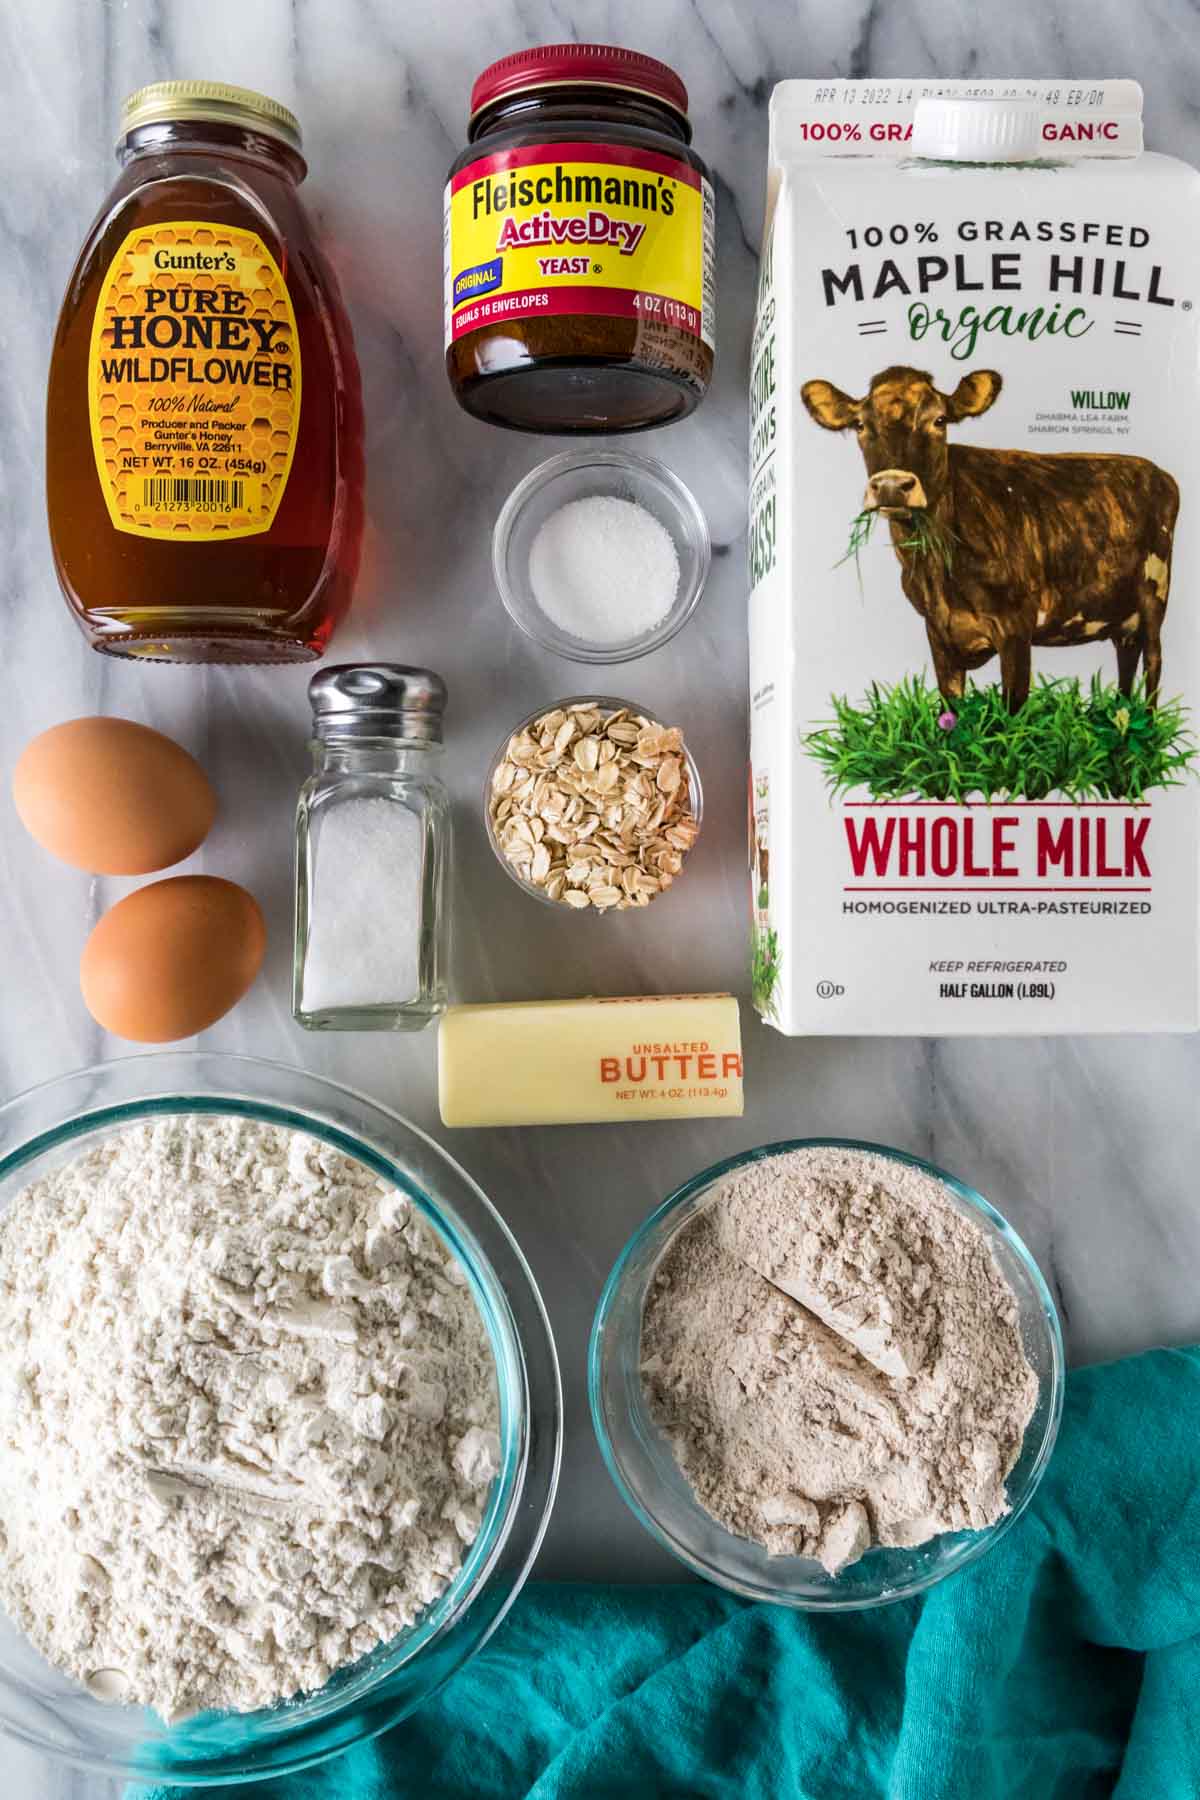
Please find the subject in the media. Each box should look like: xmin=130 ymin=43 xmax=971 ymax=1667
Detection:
xmin=444 ymin=145 xmax=715 ymax=351
xmin=87 ymin=221 xmax=301 ymax=541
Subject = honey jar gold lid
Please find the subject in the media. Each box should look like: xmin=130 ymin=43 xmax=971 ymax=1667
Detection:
xmin=119 ymin=81 xmax=302 ymax=152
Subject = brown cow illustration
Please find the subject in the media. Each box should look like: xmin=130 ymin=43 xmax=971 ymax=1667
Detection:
xmin=801 ymin=365 xmax=1179 ymax=710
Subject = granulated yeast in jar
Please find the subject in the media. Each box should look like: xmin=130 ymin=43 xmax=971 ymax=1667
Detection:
xmin=445 ymin=45 xmax=716 ymax=433
xmin=47 ymin=81 xmax=364 ymax=664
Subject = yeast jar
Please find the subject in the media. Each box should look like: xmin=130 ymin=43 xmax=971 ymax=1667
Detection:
xmin=445 ymin=46 xmax=715 ymax=433
xmin=46 ymin=83 xmax=363 ymax=663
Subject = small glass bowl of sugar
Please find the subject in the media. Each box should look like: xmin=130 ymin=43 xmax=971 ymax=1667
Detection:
xmin=492 ymin=449 xmax=711 ymax=664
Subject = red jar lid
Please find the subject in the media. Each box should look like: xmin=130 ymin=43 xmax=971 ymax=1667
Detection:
xmin=469 ymin=44 xmax=689 ymax=124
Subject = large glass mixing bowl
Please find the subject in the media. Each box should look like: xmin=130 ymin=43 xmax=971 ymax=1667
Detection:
xmin=0 ymin=1054 xmax=562 ymax=1786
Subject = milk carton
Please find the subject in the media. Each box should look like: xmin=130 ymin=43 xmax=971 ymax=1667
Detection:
xmin=748 ymin=81 xmax=1200 ymax=1033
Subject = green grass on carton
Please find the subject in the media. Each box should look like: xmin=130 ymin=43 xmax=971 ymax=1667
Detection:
xmin=838 ymin=508 xmax=959 ymax=579
xmin=751 ymin=925 xmax=782 ymax=1018
xmin=805 ymin=673 xmax=1197 ymax=803
xmin=896 ymin=510 xmax=958 ymax=569
xmin=838 ymin=509 xmax=878 ymax=570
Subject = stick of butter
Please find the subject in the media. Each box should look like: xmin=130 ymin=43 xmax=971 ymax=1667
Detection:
xmin=438 ymin=994 xmax=744 ymax=1127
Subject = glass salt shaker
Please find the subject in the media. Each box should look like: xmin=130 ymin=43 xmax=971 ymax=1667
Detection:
xmin=294 ymin=665 xmax=450 ymax=1030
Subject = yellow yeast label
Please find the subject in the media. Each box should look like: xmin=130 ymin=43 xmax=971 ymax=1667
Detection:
xmin=444 ymin=143 xmax=715 ymax=351
xmin=88 ymin=222 xmax=301 ymax=541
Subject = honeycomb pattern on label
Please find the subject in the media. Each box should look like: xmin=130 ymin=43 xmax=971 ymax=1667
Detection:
xmin=88 ymin=222 xmax=301 ymax=542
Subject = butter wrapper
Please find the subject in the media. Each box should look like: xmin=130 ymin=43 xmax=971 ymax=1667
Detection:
xmin=439 ymin=993 xmax=744 ymax=1128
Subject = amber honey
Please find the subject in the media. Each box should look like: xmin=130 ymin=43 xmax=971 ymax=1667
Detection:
xmin=47 ymin=83 xmax=363 ymax=663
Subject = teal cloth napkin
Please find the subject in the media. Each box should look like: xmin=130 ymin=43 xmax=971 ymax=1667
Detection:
xmin=139 ymin=1344 xmax=1200 ymax=1799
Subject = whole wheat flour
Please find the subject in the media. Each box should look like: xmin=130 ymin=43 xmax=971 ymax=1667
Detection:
xmin=0 ymin=1116 xmax=500 ymax=1719
xmin=641 ymin=1146 xmax=1038 ymax=1574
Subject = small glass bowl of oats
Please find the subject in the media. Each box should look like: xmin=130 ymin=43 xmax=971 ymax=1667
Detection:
xmin=484 ymin=697 xmax=703 ymax=912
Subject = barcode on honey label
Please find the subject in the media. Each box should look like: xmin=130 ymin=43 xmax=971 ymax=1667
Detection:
xmin=87 ymin=221 xmax=301 ymax=542
xmin=138 ymin=477 xmax=250 ymax=514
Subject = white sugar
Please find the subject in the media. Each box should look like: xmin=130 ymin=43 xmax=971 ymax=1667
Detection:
xmin=302 ymin=797 xmax=422 ymax=1009
xmin=528 ymin=494 xmax=680 ymax=646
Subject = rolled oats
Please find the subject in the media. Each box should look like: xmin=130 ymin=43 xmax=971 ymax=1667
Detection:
xmin=489 ymin=703 xmax=700 ymax=910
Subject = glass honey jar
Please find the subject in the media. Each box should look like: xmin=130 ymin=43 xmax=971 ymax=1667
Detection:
xmin=46 ymin=82 xmax=364 ymax=663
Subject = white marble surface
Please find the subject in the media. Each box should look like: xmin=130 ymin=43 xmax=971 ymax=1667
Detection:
xmin=3 ymin=0 xmax=1200 ymax=1792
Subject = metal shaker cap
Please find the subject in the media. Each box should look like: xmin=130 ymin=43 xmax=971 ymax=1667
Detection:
xmin=308 ymin=664 xmax=447 ymax=743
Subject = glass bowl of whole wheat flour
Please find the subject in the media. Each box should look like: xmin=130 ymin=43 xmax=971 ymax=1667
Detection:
xmin=590 ymin=1139 xmax=1063 ymax=1610
xmin=0 ymin=1053 xmax=561 ymax=1785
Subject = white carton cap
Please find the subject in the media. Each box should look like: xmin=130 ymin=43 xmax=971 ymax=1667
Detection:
xmin=911 ymin=96 xmax=1045 ymax=162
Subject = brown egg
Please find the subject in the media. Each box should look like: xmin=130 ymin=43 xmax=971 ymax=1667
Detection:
xmin=13 ymin=717 xmax=216 ymax=874
xmin=80 ymin=877 xmax=266 ymax=1043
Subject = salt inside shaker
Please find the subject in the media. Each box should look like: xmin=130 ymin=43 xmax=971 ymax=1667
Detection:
xmin=294 ymin=664 xmax=450 ymax=1030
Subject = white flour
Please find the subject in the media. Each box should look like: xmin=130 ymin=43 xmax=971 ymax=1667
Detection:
xmin=0 ymin=1115 xmax=500 ymax=1720
xmin=641 ymin=1146 xmax=1038 ymax=1574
